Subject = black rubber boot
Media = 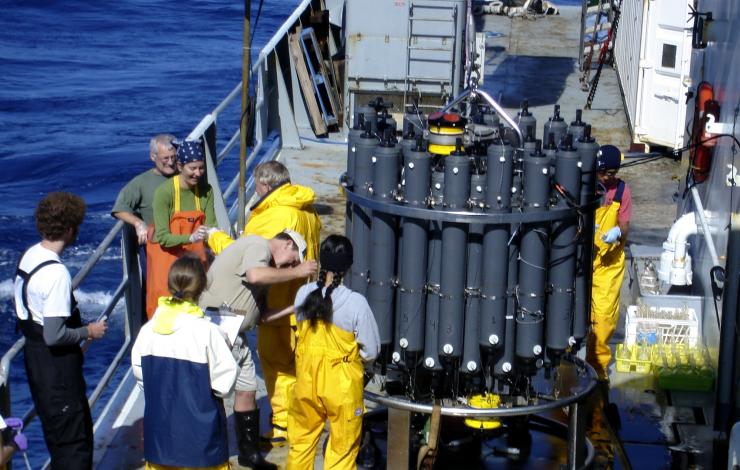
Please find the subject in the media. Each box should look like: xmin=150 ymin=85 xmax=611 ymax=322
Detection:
xmin=235 ymin=410 xmax=277 ymax=470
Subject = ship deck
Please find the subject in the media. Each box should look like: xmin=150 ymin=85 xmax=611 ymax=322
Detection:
xmin=93 ymin=5 xmax=715 ymax=469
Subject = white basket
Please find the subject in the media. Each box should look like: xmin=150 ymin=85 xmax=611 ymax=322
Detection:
xmin=625 ymin=305 xmax=699 ymax=346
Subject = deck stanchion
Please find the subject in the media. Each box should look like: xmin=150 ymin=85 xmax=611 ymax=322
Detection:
xmin=237 ymin=0 xmax=252 ymax=233
xmin=121 ymin=224 xmax=144 ymax=341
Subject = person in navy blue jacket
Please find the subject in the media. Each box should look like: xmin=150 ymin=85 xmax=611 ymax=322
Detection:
xmin=132 ymin=255 xmax=238 ymax=469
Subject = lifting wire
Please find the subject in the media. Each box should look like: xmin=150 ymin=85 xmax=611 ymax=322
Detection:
xmin=585 ymin=0 xmax=622 ymax=110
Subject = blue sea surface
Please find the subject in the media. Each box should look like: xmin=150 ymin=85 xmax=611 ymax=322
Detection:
xmin=0 ymin=0 xmax=298 ymax=466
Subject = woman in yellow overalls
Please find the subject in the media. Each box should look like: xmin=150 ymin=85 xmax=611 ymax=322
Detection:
xmin=587 ymin=144 xmax=631 ymax=381
xmin=287 ymin=235 xmax=380 ymax=470
xmin=147 ymin=139 xmax=216 ymax=318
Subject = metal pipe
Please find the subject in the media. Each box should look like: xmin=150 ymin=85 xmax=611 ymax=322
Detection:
xmin=213 ymin=83 xmax=243 ymax=116
xmin=187 ymin=114 xmax=215 ymax=141
xmin=255 ymin=0 xmax=312 ymax=67
xmin=72 ymin=221 xmax=124 ymax=288
xmin=238 ymin=0 xmax=252 ymax=234
xmin=566 ymin=401 xmax=586 ymax=469
xmin=81 ymin=279 xmax=128 ymax=354
xmin=224 ymin=140 xmax=266 ymax=201
xmin=345 ymin=189 xmax=584 ymax=224
xmin=87 ymin=337 xmax=131 ymax=409
xmin=440 ymin=88 xmax=523 ymax=145
xmin=690 ymin=186 xmax=721 ymax=266
xmin=714 ymin=225 xmax=740 ymax=439
xmin=474 ymin=89 xmax=523 ymax=145
xmin=365 ymin=357 xmax=597 ymax=416
xmin=217 ymin=128 xmax=241 ymax=165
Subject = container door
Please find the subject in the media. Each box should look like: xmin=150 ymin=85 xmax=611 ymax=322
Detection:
xmin=634 ymin=0 xmax=692 ymax=148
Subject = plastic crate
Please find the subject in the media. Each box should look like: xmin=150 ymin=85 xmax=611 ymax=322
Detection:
xmin=652 ymin=344 xmax=715 ymax=392
xmin=625 ymin=304 xmax=698 ymax=346
xmin=615 ymin=343 xmax=653 ymax=374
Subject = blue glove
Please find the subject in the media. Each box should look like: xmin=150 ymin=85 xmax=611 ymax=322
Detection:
xmin=3 ymin=417 xmax=26 ymax=452
xmin=3 ymin=417 xmax=22 ymax=432
xmin=13 ymin=431 xmax=27 ymax=452
xmin=602 ymin=226 xmax=621 ymax=244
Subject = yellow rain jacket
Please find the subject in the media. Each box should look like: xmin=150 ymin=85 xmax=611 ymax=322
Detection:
xmin=208 ymin=182 xmax=321 ymax=432
xmin=587 ymin=181 xmax=627 ymax=380
xmin=287 ymin=320 xmax=364 ymax=470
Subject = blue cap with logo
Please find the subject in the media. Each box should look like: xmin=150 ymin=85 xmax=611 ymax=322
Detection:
xmin=596 ymin=144 xmax=622 ymax=171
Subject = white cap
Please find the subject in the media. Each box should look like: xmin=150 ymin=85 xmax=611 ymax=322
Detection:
xmin=281 ymin=229 xmax=307 ymax=262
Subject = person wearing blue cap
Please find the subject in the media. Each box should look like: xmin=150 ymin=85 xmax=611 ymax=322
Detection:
xmin=587 ymin=144 xmax=632 ymax=381
xmin=147 ymin=138 xmax=216 ymax=318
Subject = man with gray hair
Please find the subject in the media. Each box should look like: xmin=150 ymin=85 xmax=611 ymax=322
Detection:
xmin=111 ymin=134 xmax=177 ymax=245
xmin=207 ymin=160 xmax=321 ymax=447
xmin=112 ymin=135 xmax=178 ymax=321
xmin=112 ymin=134 xmax=178 ymax=244
xmin=111 ymin=134 xmax=177 ymax=260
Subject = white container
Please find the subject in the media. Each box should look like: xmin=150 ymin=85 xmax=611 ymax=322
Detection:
xmin=613 ymin=0 xmax=693 ymax=149
xmin=625 ymin=304 xmax=699 ymax=347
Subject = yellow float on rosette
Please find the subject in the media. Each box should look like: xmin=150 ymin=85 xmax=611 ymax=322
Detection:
xmin=464 ymin=393 xmax=503 ymax=430
xmin=427 ymin=111 xmax=467 ymax=155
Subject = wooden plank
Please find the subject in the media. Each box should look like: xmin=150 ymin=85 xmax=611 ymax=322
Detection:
xmin=288 ymin=32 xmax=328 ymax=136
xmin=302 ymin=28 xmax=342 ymax=126
xmin=331 ymin=58 xmax=345 ymax=120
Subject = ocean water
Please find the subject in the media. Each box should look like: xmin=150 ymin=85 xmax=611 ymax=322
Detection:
xmin=0 ymin=0 xmax=298 ymax=466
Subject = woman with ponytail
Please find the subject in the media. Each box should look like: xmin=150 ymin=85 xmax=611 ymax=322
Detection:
xmin=286 ymin=235 xmax=380 ymax=470
xmin=132 ymin=254 xmax=237 ymax=470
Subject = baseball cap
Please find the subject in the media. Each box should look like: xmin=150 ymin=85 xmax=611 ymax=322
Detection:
xmin=596 ymin=144 xmax=622 ymax=171
xmin=282 ymin=229 xmax=307 ymax=262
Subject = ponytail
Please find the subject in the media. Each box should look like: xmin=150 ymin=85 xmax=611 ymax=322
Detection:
xmin=297 ymin=234 xmax=353 ymax=326
xmin=297 ymin=269 xmax=344 ymax=326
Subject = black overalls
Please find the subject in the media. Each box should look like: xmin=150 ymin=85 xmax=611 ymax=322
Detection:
xmin=16 ymin=258 xmax=93 ymax=470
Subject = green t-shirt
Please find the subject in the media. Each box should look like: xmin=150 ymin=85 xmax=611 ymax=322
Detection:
xmin=111 ymin=169 xmax=169 ymax=225
xmin=152 ymin=178 xmax=216 ymax=247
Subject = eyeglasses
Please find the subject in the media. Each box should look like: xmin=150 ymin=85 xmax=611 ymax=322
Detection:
xmin=157 ymin=153 xmax=176 ymax=163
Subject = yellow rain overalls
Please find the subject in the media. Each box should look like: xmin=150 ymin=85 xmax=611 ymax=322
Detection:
xmin=208 ymin=183 xmax=321 ymax=436
xmin=587 ymin=181 xmax=626 ymax=380
xmin=287 ymin=320 xmax=364 ymax=470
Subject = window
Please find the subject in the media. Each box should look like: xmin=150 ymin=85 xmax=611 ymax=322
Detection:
xmin=661 ymin=43 xmax=677 ymax=69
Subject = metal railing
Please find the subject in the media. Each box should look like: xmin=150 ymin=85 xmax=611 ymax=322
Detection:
xmin=0 ymin=0 xmax=322 ymax=465
xmin=0 ymin=220 xmax=133 ymax=433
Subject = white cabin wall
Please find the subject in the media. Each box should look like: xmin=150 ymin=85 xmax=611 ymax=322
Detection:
xmin=613 ymin=0 xmax=646 ymax=138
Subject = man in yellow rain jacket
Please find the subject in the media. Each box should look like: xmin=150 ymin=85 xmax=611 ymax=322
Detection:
xmin=587 ymin=145 xmax=632 ymax=381
xmin=208 ymin=161 xmax=321 ymax=444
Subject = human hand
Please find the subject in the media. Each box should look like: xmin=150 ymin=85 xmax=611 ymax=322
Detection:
xmin=294 ymin=260 xmax=318 ymax=278
xmin=189 ymin=225 xmax=209 ymax=243
xmin=87 ymin=320 xmax=108 ymax=340
xmin=135 ymin=221 xmax=148 ymax=245
xmin=601 ymin=226 xmax=621 ymax=244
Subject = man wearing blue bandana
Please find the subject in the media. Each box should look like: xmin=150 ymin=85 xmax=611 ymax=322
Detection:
xmin=147 ymin=138 xmax=216 ymax=318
